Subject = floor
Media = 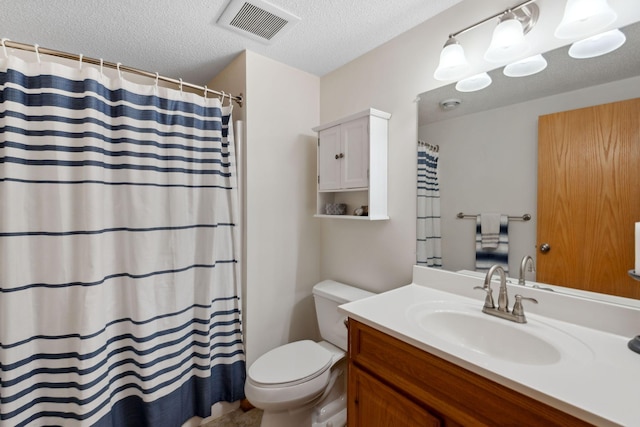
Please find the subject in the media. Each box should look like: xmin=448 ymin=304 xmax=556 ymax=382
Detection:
xmin=202 ymin=407 xmax=263 ymax=427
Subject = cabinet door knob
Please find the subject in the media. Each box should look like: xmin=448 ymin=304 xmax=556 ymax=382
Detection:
xmin=335 ymin=154 xmax=340 ymax=159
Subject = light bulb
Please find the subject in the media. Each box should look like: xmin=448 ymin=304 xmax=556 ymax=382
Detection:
xmin=569 ymin=28 xmax=626 ymax=58
xmin=485 ymin=13 xmax=529 ymax=63
xmin=555 ymin=0 xmax=617 ymax=40
xmin=455 ymin=72 xmax=492 ymax=92
xmin=503 ymin=54 xmax=548 ymax=77
xmin=434 ymin=37 xmax=470 ymax=81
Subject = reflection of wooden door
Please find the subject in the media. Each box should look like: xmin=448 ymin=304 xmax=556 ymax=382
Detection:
xmin=537 ymin=98 xmax=640 ymax=299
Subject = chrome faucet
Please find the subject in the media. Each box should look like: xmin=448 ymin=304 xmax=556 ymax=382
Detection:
xmin=474 ymin=265 xmax=538 ymax=323
xmin=518 ymin=255 xmax=535 ymax=285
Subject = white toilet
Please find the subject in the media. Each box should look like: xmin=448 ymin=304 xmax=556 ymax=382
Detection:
xmin=244 ymin=280 xmax=374 ymax=427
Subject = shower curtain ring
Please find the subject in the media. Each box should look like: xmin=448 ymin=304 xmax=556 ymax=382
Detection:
xmin=179 ymin=78 xmax=183 ymax=96
xmin=220 ymin=91 xmax=225 ymax=103
xmin=78 ymin=54 xmax=83 ymax=70
xmin=116 ymin=62 xmax=122 ymax=80
xmin=204 ymin=85 xmax=208 ymax=99
xmin=99 ymin=59 xmax=104 ymax=80
xmin=34 ymin=44 xmax=41 ymax=63
xmin=227 ymin=92 xmax=234 ymax=112
xmin=154 ymin=72 xmax=159 ymax=92
xmin=1 ymin=38 xmax=9 ymax=58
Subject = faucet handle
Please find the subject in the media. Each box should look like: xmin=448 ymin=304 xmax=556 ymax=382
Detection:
xmin=474 ymin=286 xmax=495 ymax=309
xmin=512 ymin=294 xmax=538 ymax=322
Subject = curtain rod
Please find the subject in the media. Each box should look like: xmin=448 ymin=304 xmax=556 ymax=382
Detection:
xmin=1 ymin=39 xmax=243 ymax=107
xmin=418 ymin=140 xmax=439 ymax=152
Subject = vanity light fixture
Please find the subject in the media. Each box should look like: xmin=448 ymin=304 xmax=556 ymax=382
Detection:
xmin=568 ymin=28 xmax=626 ymax=59
xmin=555 ymin=0 xmax=617 ymax=40
xmin=433 ymin=37 xmax=470 ymax=81
xmin=484 ymin=11 xmax=530 ymax=63
xmin=503 ymin=53 xmax=548 ymax=77
xmin=432 ymin=0 xmax=622 ymax=86
xmin=455 ymin=72 xmax=492 ymax=92
xmin=433 ymin=1 xmax=538 ymax=81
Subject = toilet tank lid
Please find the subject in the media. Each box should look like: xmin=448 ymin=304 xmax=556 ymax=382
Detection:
xmin=312 ymin=280 xmax=375 ymax=304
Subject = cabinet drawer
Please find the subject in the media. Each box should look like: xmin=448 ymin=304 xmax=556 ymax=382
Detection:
xmin=348 ymin=319 xmax=591 ymax=427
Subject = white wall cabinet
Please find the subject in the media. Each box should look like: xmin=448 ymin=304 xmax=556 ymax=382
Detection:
xmin=313 ymin=108 xmax=391 ymax=220
xmin=318 ymin=117 xmax=369 ymax=191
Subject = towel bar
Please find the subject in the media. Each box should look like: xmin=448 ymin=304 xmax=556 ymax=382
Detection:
xmin=456 ymin=212 xmax=531 ymax=221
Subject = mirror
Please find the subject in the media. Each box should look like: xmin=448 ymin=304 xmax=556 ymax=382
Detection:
xmin=417 ymin=21 xmax=640 ymax=305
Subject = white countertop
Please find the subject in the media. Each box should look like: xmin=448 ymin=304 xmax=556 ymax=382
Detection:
xmin=339 ymin=266 xmax=640 ymax=426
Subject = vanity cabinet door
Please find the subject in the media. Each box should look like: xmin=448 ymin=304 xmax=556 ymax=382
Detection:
xmin=349 ymin=365 xmax=441 ymax=427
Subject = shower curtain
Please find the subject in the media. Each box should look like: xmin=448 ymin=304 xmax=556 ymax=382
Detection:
xmin=417 ymin=142 xmax=441 ymax=267
xmin=0 ymin=55 xmax=245 ymax=426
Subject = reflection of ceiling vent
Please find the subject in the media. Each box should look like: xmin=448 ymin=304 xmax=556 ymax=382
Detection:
xmin=439 ymin=98 xmax=462 ymax=111
xmin=217 ymin=0 xmax=300 ymax=44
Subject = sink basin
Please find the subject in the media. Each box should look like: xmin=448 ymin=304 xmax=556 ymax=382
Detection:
xmin=406 ymin=301 xmax=593 ymax=366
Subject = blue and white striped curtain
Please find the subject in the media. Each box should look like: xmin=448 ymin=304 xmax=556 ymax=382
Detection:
xmin=417 ymin=142 xmax=441 ymax=267
xmin=0 ymin=55 xmax=245 ymax=426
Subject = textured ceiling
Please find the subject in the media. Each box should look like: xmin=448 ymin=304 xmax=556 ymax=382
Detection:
xmin=0 ymin=0 xmax=463 ymax=85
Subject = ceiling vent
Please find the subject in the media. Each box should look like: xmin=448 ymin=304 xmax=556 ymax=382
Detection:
xmin=439 ymin=98 xmax=462 ymax=111
xmin=217 ymin=0 xmax=300 ymax=44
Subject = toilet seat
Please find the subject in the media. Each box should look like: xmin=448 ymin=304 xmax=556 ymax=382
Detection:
xmin=248 ymin=340 xmax=333 ymax=387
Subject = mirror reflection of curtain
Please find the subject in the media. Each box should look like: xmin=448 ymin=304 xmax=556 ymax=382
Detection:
xmin=417 ymin=141 xmax=441 ymax=267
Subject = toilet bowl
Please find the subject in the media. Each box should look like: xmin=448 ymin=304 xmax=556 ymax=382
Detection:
xmin=244 ymin=280 xmax=374 ymax=427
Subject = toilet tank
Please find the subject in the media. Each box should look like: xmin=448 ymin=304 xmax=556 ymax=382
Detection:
xmin=312 ymin=280 xmax=374 ymax=351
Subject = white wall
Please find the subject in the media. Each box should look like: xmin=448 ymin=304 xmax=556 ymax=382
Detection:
xmin=319 ymin=0 xmax=640 ymax=294
xmin=243 ymin=52 xmax=321 ymax=365
xmin=318 ymin=0 xmax=510 ymax=293
xmin=211 ymin=51 xmax=322 ymax=366
xmin=420 ymin=75 xmax=640 ymax=275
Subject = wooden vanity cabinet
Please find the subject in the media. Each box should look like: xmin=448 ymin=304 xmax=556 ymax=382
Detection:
xmin=347 ymin=319 xmax=592 ymax=427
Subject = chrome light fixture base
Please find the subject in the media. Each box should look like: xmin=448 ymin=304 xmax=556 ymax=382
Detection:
xmin=512 ymin=3 xmax=539 ymax=36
